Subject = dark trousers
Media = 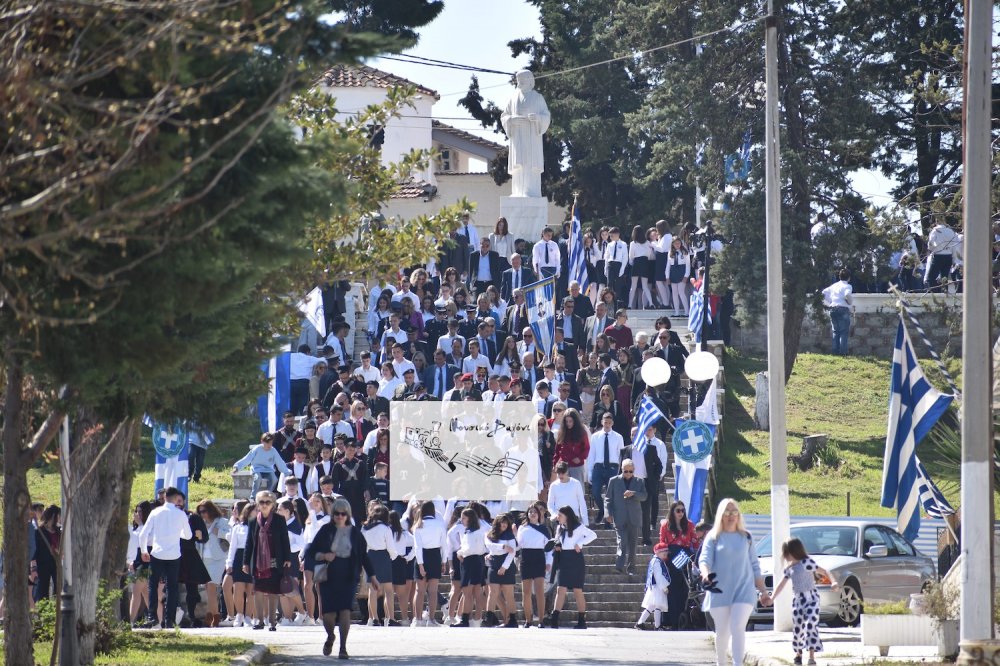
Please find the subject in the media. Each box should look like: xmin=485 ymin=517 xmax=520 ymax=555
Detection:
xmin=924 ymin=254 xmax=953 ymax=290
xmin=33 ymin=564 xmax=57 ymax=602
xmin=643 ymin=476 xmax=662 ymax=542
xmin=589 ymin=462 xmax=618 ymax=524
xmin=472 ymin=280 xmax=493 ymax=297
xmin=289 ymin=378 xmax=310 ymax=416
xmin=664 ymin=557 xmax=690 ymax=628
xmin=148 ymin=557 xmax=180 ymax=626
xmin=186 ymin=582 xmax=201 ymax=618
xmin=606 ymin=263 xmax=624 ymax=307
xmin=190 ymin=446 xmax=206 ymax=482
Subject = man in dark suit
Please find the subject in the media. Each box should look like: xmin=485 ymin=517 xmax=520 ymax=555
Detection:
xmin=499 ymin=253 xmax=535 ymax=302
xmin=421 ymin=349 xmax=458 ymax=400
xmin=424 ymin=304 xmax=450 ymax=353
xmin=597 ymin=353 xmax=619 ymax=393
xmin=469 ymin=238 xmax=503 ymax=295
xmin=555 ymin=381 xmax=582 ymax=412
xmin=584 ymin=302 xmax=611 ymax=353
xmin=552 ymin=328 xmax=580 ymax=374
xmin=555 ymin=296 xmax=586 ymax=350
xmin=472 ymin=321 xmax=498 ymax=363
xmin=503 ymin=290 xmax=529 ymax=340
xmin=484 ymin=318 xmax=507 ymax=365
xmin=443 ymin=229 xmax=470 ymax=277
xmin=363 ymin=381 xmax=389 ymax=419
xmin=568 ymin=281 xmax=594 ymax=320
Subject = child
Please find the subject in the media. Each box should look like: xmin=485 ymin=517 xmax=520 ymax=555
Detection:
xmin=369 ymin=462 xmax=390 ymax=506
xmin=771 ymin=538 xmax=837 ymax=665
xmin=635 ymin=542 xmax=671 ymax=630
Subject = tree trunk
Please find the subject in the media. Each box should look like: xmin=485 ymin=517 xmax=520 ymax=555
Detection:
xmin=69 ymin=414 xmax=141 ymax=665
xmin=99 ymin=425 xmax=141 ymax=586
xmin=1 ymin=352 xmax=35 ymax=666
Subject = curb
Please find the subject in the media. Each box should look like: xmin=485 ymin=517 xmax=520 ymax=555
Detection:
xmin=743 ymin=652 xmax=788 ymax=666
xmin=231 ymin=644 xmax=269 ymax=666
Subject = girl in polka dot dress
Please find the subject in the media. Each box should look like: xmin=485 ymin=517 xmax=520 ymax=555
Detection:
xmin=771 ymin=538 xmax=838 ymax=665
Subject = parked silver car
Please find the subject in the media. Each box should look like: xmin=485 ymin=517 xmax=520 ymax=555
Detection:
xmin=750 ymin=520 xmax=936 ymax=626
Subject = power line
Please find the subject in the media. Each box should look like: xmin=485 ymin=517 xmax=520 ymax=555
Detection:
xmin=380 ymin=53 xmax=514 ymax=76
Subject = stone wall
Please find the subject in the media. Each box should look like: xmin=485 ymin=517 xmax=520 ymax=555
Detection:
xmin=729 ymin=293 xmax=965 ymax=358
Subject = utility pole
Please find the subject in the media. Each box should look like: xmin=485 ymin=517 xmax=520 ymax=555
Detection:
xmin=59 ymin=415 xmax=77 ymax=666
xmin=958 ymin=0 xmax=995 ymax=662
xmin=764 ymin=0 xmax=792 ymax=632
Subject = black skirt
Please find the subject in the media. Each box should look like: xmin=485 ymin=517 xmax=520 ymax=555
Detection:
xmin=368 ymin=549 xmax=392 ymax=584
xmin=253 ymin=567 xmax=284 ymax=594
xmin=451 ymin=553 xmax=462 ymax=580
xmin=231 ymin=549 xmax=253 ymax=584
xmin=415 ymin=547 xmax=442 ymax=580
xmin=318 ymin=557 xmax=357 ymax=612
xmin=178 ymin=546 xmax=211 ymax=585
xmin=391 ymin=553 xmax=414 ymax=586
xmin=654 ymin=251 xmax=669 ymax=282
xmin=460 ymin=554 xmax=485 ymax=586
xmin=633 ymin=256 xmax=650 ymax=280
xmin=519 ymin=548 xmax=546 ymax=580
xmin=488 ymin=554 xmax=517 ymax=585
xmin=555 ymin=549 xmax=585 ymax=590
xmin=595 ymin=260 xmax=607 ymax=284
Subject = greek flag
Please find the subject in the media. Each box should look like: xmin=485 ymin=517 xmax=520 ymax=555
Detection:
xmin=144 ymin=417 xmax=190 ymax=500
xmin=915 ymin=458 xmax=956 ymax=519
xmin=568 ymin=203 xmax=589 ymax=293
xmin=634 ymin=395 xmax=666 ymax=454
xmin=673 ymin=418 xmax=715 ymax=524
xmin=881 ymin=318 xmax=954 ymax=541
xmin=688 ymin=280 xmax=711 ymax=343
xmin=671 ymin=549 xmax=691 ymax=570
xmin=524 ymin=275 xmax=556 ymax=361
xmin=297 ymin=286 xmax=326 ymax=338
xmin=257 ymin=351 xmax=291 ymax=433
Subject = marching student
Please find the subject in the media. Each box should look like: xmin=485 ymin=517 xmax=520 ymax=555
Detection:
xmin=452 ymin=507 xmax=488 ymax=627
xmin=301 ymin=493 xmax=331 ymax=624
xmin=635 ymin=542 xmax=671 ymax=630
xmin=225 ymin=502 xmax=256 ymax=628
xmin=362 ymin=503 xmax=398 ymax=626
xmin=771 ymin=538 xmax=837 ymax=665
xmin=275 ymin=500 xmax=308 ymax=626
xmin=388 ymin=510 xmax=415 ymax=626
xmin=138 ymin=488 xmax=192 ymax=629
xmin=197 ymin=500 xmax=231 ymax=627
xmin=217 ymin=502 xmax=245 ymax=627
xmin=412 ymin=500 xmax=449 ymax=626
xmin=445 ymin=505 xmax=466 ymax=626
xmin=544 ymin=506 xmax=596 ymax=629
xmin=485 ymin=513 xmax=519 ymax=628
xmin=517 ymin=504 xmax=552 ymax=628
xmin=307 ymin=444 xmax=336 ymax=494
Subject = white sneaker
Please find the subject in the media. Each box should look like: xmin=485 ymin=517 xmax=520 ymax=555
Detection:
xmin=470 ymin=618 xmax=482 ymax=628
xmin=242 ymin=617 xmax=255 ymax=628
xmin=442 ymin=615 xmax=451 ymax=626
xmin=422 ymin=609 xmax=430 ymax=621
xmin=441 ymin=602 xmax=450 ymax=618
xmin=410 ymin=618 xmax=420 ymax=628
xmin=218 ymin=616 xmax=235 ymax=627
xmin=304 ymin=616 xmax=316 ymax=626
xmin=366 ymin=618 xmax=376 ymax=627
xmin=293 ymin=612 xmax=308 ymax=626
xmin=279 ymin=618 xmax=293 ymax=627
xmin=383 ymin=618 xmax=391 ymax=627
xmin=175 ymin=608 xmax=184 ymax=626
xmin=233 ymin=613 xmax=244 ymax=627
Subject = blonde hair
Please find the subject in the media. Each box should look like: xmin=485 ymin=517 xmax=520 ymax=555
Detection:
xmin=255 ymin=490 xmax=276 ymax=504
xmin=330 ymin=497 xmax=352 ymax=521
xmin=708 ymin=497 xmax=748 ymax=540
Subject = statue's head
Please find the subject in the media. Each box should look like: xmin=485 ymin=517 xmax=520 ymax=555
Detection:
xmin=514 ymin=69 xmax=535 ymax=91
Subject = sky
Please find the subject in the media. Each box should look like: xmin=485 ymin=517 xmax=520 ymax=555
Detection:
xmin=369 ymin=0 xmax=899 ymax=212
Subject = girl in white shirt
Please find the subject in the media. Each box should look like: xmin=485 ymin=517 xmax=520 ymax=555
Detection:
xmin=362 ymin=504 xmax=399 ymax=626
xmin=653 ymin=220 xmax=673 ymax=309
xmin=667 ymin=238 xmax=691 ymax=316
xmin=445 ymin=505 xmax=465 ymax=626
xmin=389 ymin=510 xmax=416 ymax=626
xmin=126 ymin=501 xmax=153 ymax=625
xmin=412 ymin=501 xmax=449 ymax=626
xmin=485 ymin=513 xmax=519 ymax=628
xmin=276 ymin=500 xmax=308 ymax=626
xmin=301 ymin=494 xmax=330 ymax=624
xmin=490 ymin=217 xmax=514 ymax=270
xmin=545 ymin=505 xmax=597 ymax=629
xmin=628 ymin=225 xmax=654 ymax=309
xmin=517 ymin=504 xmax=553 ymax=628
xmin=225 ymin=502 xmax=256 ymax=628
xmin=452 ymin=508 xmax=488 ymax=627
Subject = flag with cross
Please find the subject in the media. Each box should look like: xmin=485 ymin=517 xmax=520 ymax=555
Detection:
xmin=146 ymin=417 xmax=190 ymax=500
xmin=671 ymin=418 xmax=715 ymax=523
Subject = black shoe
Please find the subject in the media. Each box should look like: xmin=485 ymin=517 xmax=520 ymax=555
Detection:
xmin=339 ymin=647 xmax=349 ymax=659
xmin=634 ymin=622 xmax=647 ymax=631
xmin=483 ymin=611 xmax=498 ymax=627
xmin=614 ymin=567 xmax=626 ymax=575
xmin=253 ymin=621 xmax=265 ymax=630
xmin=522 ymin=620 xmax=533 ymax=628
xmin=387 ymin=619 xmax=401 ymax=627
xmin=574 ymin=612 xmax=587 ymax=629
xmin=793 ymin=657 xmax=802 ymax=666
xmin=504 ymin=614 xmax=518 ymax=628
xmin=643 ymin=538 xmax=653 ymax=546
xmin=544 ymin=610 xmax=560 ymax=629
xmin=323 ymin=639 xmax=333 ymax=656
xmin=452 ymin=614 xmax=470 ymax=628
xmin=139 ymin=620 xmax=159 ymax=630
xmin=268 ymin=624 xmax=276 ymax=631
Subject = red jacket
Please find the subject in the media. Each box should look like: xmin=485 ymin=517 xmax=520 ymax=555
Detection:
xmin=554 ymin=432 xmax=590 ymax=469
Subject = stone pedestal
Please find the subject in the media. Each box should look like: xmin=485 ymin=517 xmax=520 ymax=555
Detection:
xmin=501 ymin=196 xmax=550 ymax=242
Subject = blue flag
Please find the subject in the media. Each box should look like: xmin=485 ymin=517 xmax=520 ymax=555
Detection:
xmin=881 ymin=318 xmax=954 ymax=541
xmin=147 ymin=419 xmax=189 ymax=501
xmin=569 ymin=203 xmax=589 ymax=294
xmin=258 ymin=352 xmax=291 ymax=433
xmin=524 ymin=275 xmax=556 ymax=361
xmin=672 ymin=418 xmax=715 ymax=523
xmin=634 ymin=395 xmax=667 ymax=455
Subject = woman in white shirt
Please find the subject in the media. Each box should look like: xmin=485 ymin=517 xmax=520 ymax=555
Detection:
xmin=517 ymin=504 xmax=553 ymax=628
xmin=126 ymin=501 xmax=153 ymax=625
xmin=225 ymin=502 xmax=257 ymax=628
xmin=451 ymin=508 xmax=488 ymax=627
xmin=628 ymin=225 xmax=654 ymax=309
xmin=544 ymin=505 xmax=597 ymax=629
xmin=583 ymin=232 xmax=602 ymax=304
xmin=376 ymin=363 xmax=402 ymax=400
xmin=412 ymin=501 xmax=449 ymax=627
xmin=367 ymin=293 xmax=392 ymax=344
xmin=276 ymin=499 xmax=309 ymax=626
xmin=301 ymin=494 xmax=331 ymax=624
xmin=196 ymin=500 xmax=232 ymax=628
xmin=445 ymin=506 xmax=465 ymax=626
xmin=485 ymin=513 xmax=519 ymax=628
xmin=667 ymin=238 xmax=691 ymax=316
xmin=362 ymin=504 xmax=398 ymax=626
xmin=389 ymin=510 xmax=416 ymax=626
xmin=490 ymin=217 xmax=514 ymax=271
xmin=652 ymin=220 xmax=673 ymax=308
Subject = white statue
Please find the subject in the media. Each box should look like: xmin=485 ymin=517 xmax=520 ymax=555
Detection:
xmin=501 ymin=70 xmax=550 ymax=198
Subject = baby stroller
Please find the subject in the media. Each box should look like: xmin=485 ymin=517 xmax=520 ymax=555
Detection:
xmin=680 ymin=558 xmax=710 ymax=630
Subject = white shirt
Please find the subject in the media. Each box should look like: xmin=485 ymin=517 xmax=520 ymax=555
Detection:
xmin=317 ymin=419 xmax=352 ymax=445
xmin=357 ymin=364 xmax=380 ymax=383
xmin=392 ymin=358 xmax=416 ymax=378
xmin=279 ymin=460 xmax=313 ymax=489
xmin=413 ymin=516 xmax=449 ymax=563
xmin=457 ymin=525 xmax=490 ymax=558
xmin=137 ymin=503 xmax=192 ymax=561
xmin=362 ymin=523 xmax=399 ymax=559
xmin=546 ymin=478 xmax=588 ymax=525
xmin=459 ymin=223 xmax=480 ymax=249
xmin=462 ymin=354 xmax=492 ymax=375
xmin=485 ymin=533 xmax=517 ymax=570
xmin=822 ymin=280 xmax=854 ymax=308
xmin=225 ymin=523 xmax=249 ymax=568
xmin=928 ymin=224 xmax=961 ymax=255
xmin=603 ymin=240 xmax=629 ymax=275
xmin=377 ymin=377 xmax=402 ymax=399
xmin=437 ymin=333 xmax=466 ymax=354
xmin=286 ymin=518 xmax=304 ymax=554
xmin=392 ymin=290 xmax=420 ymax=310
xmin=516 ymin=524 xmax=554 ymax=567
xmin=476 ymin=252 xmax=494 ymax=281
xmin=654 ymin=234 xmax=673 ymax=253
xmin=302 ymin=512 xmax=330 ymax=550
xmin=308 ymin=460 xmax=336 ymax=493
xmin=379 ymin=327 xmax=408 ymax=349
xmin=586 ymin=428 xmax=625 ymax=475
xmin=490 ymin=233 xmax=514 ymax=261
xmin=556 ymin=524 xmax=597 ymax=551
xmin=532 ymin=239 xmax=561 ymax=275
xmin=629 ymin=240 xmax=652 ymax=262
xmin=290 ymin=352 xmax=319 ymax=380
xmin=394 ymin=530 xmax=415 ymax=561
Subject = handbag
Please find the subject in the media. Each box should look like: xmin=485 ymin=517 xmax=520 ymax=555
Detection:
xmin=279 ymin=573 xmax=296 ymax=595
xmin=313 ymin=562 xmax=329 ymax=584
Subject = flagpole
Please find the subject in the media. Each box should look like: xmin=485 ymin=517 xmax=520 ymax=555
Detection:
xmin=958 ymin=0 xmax=996 ymax=658
xmin=764 ymin=0 xmax=792 ymax=632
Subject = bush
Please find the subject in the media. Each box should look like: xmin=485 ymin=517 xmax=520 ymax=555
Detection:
xmin=32 ymin=597 xmax=58 ymax=643
xmin=31 ymin=582 xmax=131 ymax=656
xmin=922 ymin=579 xmax=958 ymax=623
xmin=864 ymin=600 xmax=911 ymax=616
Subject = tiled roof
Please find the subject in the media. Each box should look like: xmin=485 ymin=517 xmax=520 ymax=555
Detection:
xmin=432 ymin=120 xmax=505 ymax=152
xmin=391 ymin=179 xmax=437 ymax=200
xmin=319 ymin=64 xmax=440 ymax=100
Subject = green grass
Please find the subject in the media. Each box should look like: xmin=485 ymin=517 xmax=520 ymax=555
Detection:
xmin=4 ymin=632 xmax=251 ymax=666
xmin=716 ymin=351 xmax=999 ymax=517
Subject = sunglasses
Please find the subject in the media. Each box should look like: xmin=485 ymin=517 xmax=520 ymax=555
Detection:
xmin=622 ymin=470 xmax=635 ymax=474
xmin=258 ymin=500 xmax=273 ymax=506
xmin=333 ymin=511 xmax=349 ymax=517
xmin=553 ymin=408 xmax=565 ymax=413
xmin=675 ymin=508 xmax=686 ymax=514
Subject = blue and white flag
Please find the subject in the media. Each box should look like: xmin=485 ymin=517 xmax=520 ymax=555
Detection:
xmin=881 ymin=318 xmax=954 ymax=541
xmin=673 ymin=418 xmax=715 ymax=524
xmin=915 ymin=458 xmax=956 ymax=519
xmin=568 ymin=203 xmax=589 ymax=294
xmin=146 ymin=419 xmax=189 ymax=500
xmin=688 ymin=280 xmax=711 ymax=343
xmin=671 ymin=549 xmax=691 ymax=570
xmin=297 ymin=286 xmax=326 ymax=338
xmin=524 ymin=275 xmax=556 ymax=362
xmin=257 ymin=351 xmax=291 ymax=434
xmin=634 ymin=395 xmax=667 ymax=455
xmin=724 ymin=129 xmax=752 ymax=183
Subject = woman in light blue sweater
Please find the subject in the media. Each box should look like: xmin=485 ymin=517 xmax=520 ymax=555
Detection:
xmin=698 ymin=498 xmax=772 ymax=666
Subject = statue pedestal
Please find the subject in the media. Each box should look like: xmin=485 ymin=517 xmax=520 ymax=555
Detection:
xmin=501 ymin=196 xmax=549 ymax=243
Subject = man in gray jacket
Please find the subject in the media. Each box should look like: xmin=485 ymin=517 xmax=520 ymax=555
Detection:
xmin=604 ymin=459 xmax=647 ymax=576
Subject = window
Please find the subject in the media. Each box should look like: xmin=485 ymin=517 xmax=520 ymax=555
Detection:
xmin=863 ymin=526 xmax=889 ymax=555
xmin=439 ymin=149 xmax=452 ymax=172
xmin=882 ymin=527 xmax=916 ymax=557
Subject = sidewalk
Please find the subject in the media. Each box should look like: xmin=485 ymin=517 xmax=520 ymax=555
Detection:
xmin=743 ymin=627 xmax=947 ymax=666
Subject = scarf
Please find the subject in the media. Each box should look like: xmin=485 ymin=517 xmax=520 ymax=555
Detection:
xmin=255 ymin=510 xmax=274 ymax=580
xmin=646 ymin=556 xmax=670 ymax=592
xmin=527 ymin=523 xmax=550 ymax=539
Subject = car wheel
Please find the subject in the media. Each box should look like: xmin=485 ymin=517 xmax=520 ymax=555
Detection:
xmin=829 ymin=580 xmax=862 ymax=627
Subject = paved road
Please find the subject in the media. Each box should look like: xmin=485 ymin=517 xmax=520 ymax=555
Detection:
xmin=189 ymin=625 xmax=718 ymax=664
